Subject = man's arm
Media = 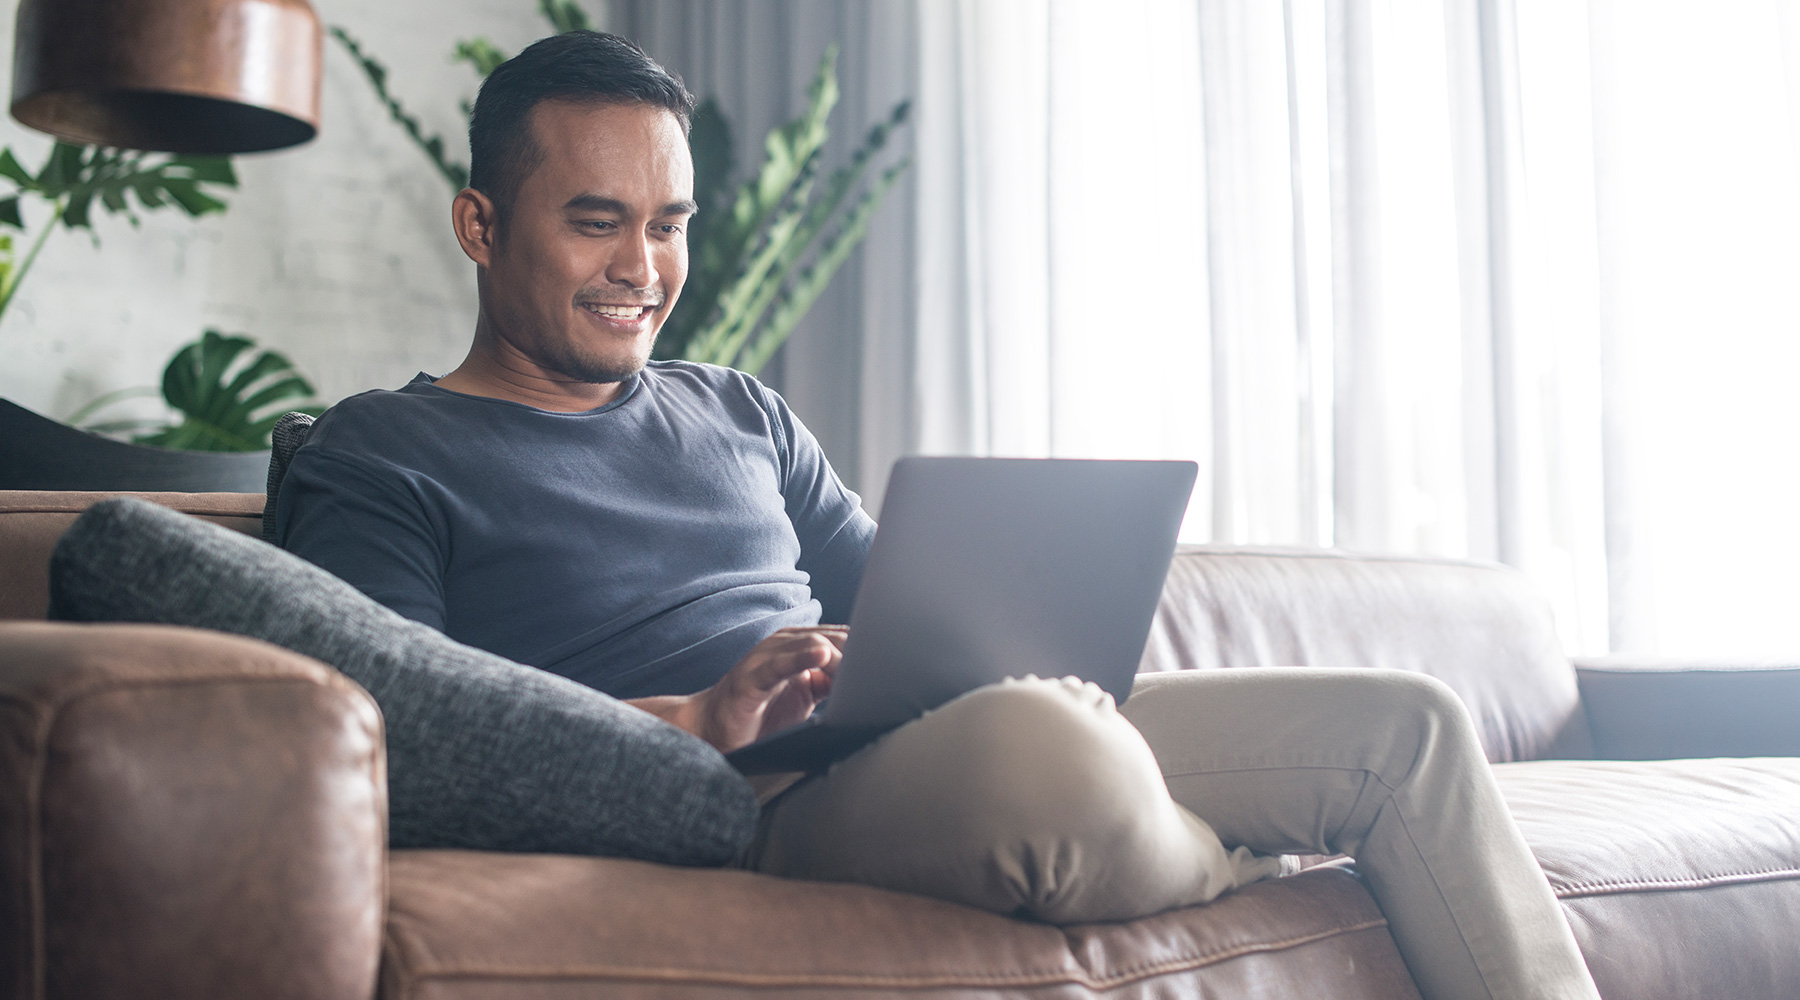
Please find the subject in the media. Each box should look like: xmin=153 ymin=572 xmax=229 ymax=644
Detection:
xmin=759 ymin=385 xmax=876 ymax=625
xmin=276 ymin=446 xmax=449 ymax=631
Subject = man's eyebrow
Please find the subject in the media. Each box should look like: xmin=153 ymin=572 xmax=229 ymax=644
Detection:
xmin=562 ymin=194 xmax=698 ymax=217
xmin=562 ymin=194 xmax=627 ymax=214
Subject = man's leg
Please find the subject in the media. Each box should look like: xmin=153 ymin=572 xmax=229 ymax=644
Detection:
xmin=747 ymin=675 xmax=1277 ymax=922
xmin=1120 ymin=668 xmax=1599 ymax=1000
xmin=748 ymin=668 xmax=1599 ymax=1000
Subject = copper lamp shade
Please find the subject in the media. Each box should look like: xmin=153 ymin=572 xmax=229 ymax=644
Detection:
xmin=10 ymin=0 xmax=322 ymax=154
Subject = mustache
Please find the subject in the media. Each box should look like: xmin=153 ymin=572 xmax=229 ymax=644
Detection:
xmin=575 ymin=291 xmax=664 ymax=308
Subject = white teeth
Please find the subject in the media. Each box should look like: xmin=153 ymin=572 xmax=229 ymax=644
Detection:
xmin=584 ymin=303 xmax=649 ymax=319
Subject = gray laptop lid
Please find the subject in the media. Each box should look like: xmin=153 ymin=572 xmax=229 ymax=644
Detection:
xmin=819 ymin=456 xmax=1197 ymax=728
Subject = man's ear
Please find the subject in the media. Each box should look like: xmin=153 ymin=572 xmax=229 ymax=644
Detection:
xmin=452 ymin=188 xmax=499 ymax=268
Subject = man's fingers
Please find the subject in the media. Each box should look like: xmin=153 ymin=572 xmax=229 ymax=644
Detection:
xmin=775 ymin=624 xmax=849 ymax=643
xmin=739 ymin=632 xmax=839 ymax=693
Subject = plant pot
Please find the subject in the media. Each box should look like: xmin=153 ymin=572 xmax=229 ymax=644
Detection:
xmin=0 ymin=398 xmax=271 ymax=493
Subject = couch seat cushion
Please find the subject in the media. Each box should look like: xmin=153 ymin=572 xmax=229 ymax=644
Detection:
xmin=381 ymin=851 xmax=1422 ymax=999
xmin=1493 ymin=758 xmax=1800 ymax=1000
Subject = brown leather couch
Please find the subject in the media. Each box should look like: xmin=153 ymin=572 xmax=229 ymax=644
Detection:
xmin=3 ymin=489 xmax=1797 ymax=1000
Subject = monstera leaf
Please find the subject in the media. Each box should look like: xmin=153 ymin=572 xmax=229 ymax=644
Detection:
xmin=102 ymin=331 xmax=325 ymax=452
xmin=0 ymin=142 xmax=237 ymax=324
xmin=0 ymin=142 xmax=235 ymax=232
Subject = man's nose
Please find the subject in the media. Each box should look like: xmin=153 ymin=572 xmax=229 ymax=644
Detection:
xmin=607 ymin=232 xmax=657 ymax=289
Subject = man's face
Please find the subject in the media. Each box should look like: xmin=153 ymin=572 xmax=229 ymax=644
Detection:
xmin=479 ymin=99 xmax=695 ymax=384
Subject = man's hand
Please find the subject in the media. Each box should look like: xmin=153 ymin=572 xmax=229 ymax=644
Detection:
xmin=627 ymin=626 xmax=847 ymax=753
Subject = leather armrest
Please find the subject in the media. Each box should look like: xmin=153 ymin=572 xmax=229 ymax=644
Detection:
xmin=0 ymin=622 xmax=385 ymax=1000
xmin=1574 ymin=655 xmax=1800 ymax=760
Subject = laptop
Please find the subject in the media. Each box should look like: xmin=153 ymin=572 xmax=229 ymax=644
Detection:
xmin=726 ymin=455 xmax=1197 ymax=775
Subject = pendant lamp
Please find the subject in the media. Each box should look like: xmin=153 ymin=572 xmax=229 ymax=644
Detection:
xmin=10 ymin=0 xmax=322 ymax=154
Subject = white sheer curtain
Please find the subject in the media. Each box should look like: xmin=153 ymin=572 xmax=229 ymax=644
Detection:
xmin=902 ymin=0 xmax=1613 ymax=650
xmin=1542 ymin=0 xmax=1800 ymax=655
xmin=613 ymin=0 xmax=1800 ymax=656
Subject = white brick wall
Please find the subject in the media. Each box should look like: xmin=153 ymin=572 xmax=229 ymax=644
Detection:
xmin=0 ymin=0 xmax=581 ymax=424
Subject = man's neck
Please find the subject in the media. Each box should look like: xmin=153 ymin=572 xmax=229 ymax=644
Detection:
xmin=435 ymin=329 xmax=631 ymax=413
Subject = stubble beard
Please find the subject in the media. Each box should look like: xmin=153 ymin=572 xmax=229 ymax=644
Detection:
xmin=540 ymin=333 xmax=656 ymax=385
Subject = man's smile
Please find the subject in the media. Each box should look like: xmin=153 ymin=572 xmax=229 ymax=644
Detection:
xmin=580 ymin=302 xmax=658 ymax=319
xmin=580 ymin=301 xmax=662 ymax=335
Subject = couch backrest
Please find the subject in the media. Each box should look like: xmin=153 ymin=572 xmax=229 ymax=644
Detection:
xmin=0 ymin=492 xmax=263 ymax=621
xmin=1140 ymin=546 xmax=1593 ymax=763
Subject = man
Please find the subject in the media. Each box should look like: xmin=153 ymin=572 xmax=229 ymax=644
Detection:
xmin=279 ymin=30 xmax=1600 ymax=1000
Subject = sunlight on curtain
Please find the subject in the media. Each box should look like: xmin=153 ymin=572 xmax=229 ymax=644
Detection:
xmin=1504 ymin=0 xmax=1613 ymax=655
xmin=1360 ymin=0 xmax=1467 ymax=554
xmin=1573 ymin=0 xmax=1800 ymax=655
xmin=908 ymin=0 xmax=1797 ymax=654
xmin=913 ymin=0 xmax=1214 ymax=532
xmin=911 ymin=0 xmax=1601 ymax=643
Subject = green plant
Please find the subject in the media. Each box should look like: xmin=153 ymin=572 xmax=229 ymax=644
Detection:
xmin=0 ymin=142 xmax=237 ymax=325
xmin=67 ymin=330 xmax=324 ymax=452
xmin=669 ymin=48 xmax=909 ymax=374
xmin=329 ymin=0 xmax=597 ymax=191
xmin=332 ymin=3 xmax=909 ymax=375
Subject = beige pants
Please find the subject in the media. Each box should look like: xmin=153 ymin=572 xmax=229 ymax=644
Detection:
xmin=747 ymin=668 xmax=1600 ymax=1000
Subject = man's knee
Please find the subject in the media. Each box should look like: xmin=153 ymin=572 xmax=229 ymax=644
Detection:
xmin=1367 ymin=670 xmax=1482 ymax=748
xmin=757 ymin=676 xmax=1249 ymax=923
xmin=920 ymin=677 xmax=1234 ymax=920
xmin=926 ymin=676 xmax=1170 ymax=829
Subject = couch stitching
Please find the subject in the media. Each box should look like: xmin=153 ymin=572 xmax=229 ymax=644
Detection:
xmin=1060 ymin=917 xmax=1391 ymax=986
xmin=399 ymin=918 xmax=1391 ymax=991
xmin=1170 ymin=545 xmax=1513 ymax=574
xmin=0 ymin=665 xmax=333 ymax=716
xmin=1553 ymin=867 xmax=1800 ymax=899
xmin=0 ymin=497 xmax=260 ymax=516
xmin=19 ymin=696 xmax=49 ymax=1000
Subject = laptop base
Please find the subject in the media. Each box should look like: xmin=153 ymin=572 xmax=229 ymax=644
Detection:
xmin=725 ymin=719 xmax=891 ymax=775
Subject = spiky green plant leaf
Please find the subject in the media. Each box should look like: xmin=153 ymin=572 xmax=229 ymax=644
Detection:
xmin=740 ymin=155 xmax=910 ymax=374
xmin=657 ymin=100 xmax=738 ymax=360
xmin=540 ymin=0 xmax=593 ymax=33
xmin=454 ymin=38 xmax=510 ymax=76
xmin=675 ymin=56 xmax=911 ymax=373
xmin=331 ymin=26 xmax=472 ymax=190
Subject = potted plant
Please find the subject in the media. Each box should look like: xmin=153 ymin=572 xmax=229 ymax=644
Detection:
xmin=1 ymin=330 xmax=323 ymax=492
xmin=0 ymin=137 xmax=290 ymax=491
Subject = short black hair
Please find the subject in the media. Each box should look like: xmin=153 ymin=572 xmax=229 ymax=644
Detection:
xmin=468 ymin=31 xmax=695 ymax=217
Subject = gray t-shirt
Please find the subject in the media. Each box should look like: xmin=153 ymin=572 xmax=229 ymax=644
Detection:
xmin=276 ymin=361 xmax=875 ymax=698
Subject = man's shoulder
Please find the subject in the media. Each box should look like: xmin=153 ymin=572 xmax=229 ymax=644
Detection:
xmin=300 ymin=377 xmax=454 ymax=468
xmin=316 ymin=380 xmax=429 ymax=420
xmin=643 ymin=359 xmax=765 ymax=396
xmin=642 ymin=360 xmax=788 ymax=420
